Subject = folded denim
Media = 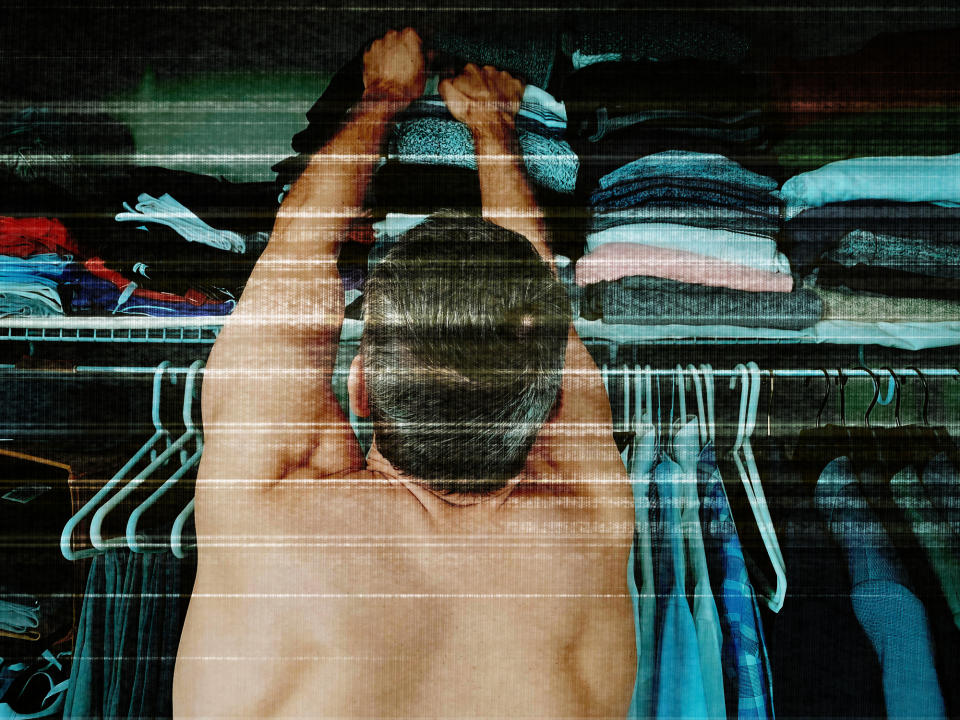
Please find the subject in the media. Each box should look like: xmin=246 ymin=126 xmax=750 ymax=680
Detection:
xmin=585 ymin=223 xmax=790 ymax=273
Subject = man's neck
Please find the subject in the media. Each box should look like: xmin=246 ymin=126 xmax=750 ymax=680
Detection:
xmin=365 ymin=438 xmax=524 ymax=510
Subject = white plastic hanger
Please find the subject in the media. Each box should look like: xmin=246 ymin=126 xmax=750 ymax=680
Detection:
xmin=743 ymin=362 xmax=787 ymax=605
xmin=59 ymin=362 xmax=175 ymax=561
xmin=125 ymin=361 xmax=205 ymax=553
xmin=674 ymin=365 xmax=688 ymax=431
xmin=728 ymin=362 xmax=787 ymax=612
xmin=699 ymin=364 xmax=716 ymax=444
xmin=686 ymin=364 xmax=708 ymax=448
xmin=642 ymin=365 xmax=653 ymax=426
xmin=170 ymin=497 xmax=195 ymax=559
xmin=89 ymin=361 xmax=204 ymax=551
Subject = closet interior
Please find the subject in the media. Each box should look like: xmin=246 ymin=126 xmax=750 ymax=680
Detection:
xmin=2 ymin=2 xmax=959 ymax=718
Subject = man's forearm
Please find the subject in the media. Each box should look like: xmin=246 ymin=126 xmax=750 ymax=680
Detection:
xmin=473 ymin=127 xmax=555 ymax=273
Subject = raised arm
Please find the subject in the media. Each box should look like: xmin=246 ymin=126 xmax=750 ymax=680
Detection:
xmin=439 ymin=66 xmax=621 ymax=479
xmin=200 ymin=29 xmax=426 ymax=484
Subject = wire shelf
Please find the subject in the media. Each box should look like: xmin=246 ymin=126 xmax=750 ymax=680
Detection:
xmin=0 ymin=320 xmax=222 ymax=344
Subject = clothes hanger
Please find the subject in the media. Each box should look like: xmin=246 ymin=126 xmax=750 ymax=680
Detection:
xmin=643 ymin=364 xmax=654 ymax=426
xmin=685 ymin=364 xmax=707 ymax=448
xmin=171 ymin=497 xmax=195 ymax=559
xmin=89 ymin=361 xmax=204 ymax=551
xmin=699 ymin=364 xmax=715 ymax=444
xmin=622 ymin=365 xmax=632 ymax=468
xmin=881 ymin=367 xmax=902 ymax=428
xmin=729 ymin=362 xmax=787 ymax=612
xmin=671 ymin=365 xmax=701 ymax=472
xmin=630 ymin=364 xmax=658 ymax=478
xmin=816 ymin=368 xmax=831 ymax=429
xmin=125 ymin=361 xmax=206 ymax=553
xmin=907 ymin=366 xmax=957 ymax=462
xmin=59 ymin=361 xmax=175 ymax=561
xmin=744 ymin=361 xmax=787 ymax=611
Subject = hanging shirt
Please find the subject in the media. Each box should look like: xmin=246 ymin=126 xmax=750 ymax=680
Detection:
xmin=628 ymin=424 xmax=659 ymax=719
xmin=698 ymin=443 xmax=774 ymax=720
xmin=672 ymin=419 xmax=726 ymax=719
xmin=890 ymin=466 xmax=960 ymax=631
xmin=654 ymin=455 xmax=709 ymax=719
xmin=920 ymin=453 xmax=960 ymax=539
xmin=815 ymin=457 xmax=946 ymax=720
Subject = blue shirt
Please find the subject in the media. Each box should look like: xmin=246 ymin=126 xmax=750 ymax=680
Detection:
xmin=698 ymin=443 xmax=774 ymax=720
xmin=654 ymin=456 xmax=709 ymax=719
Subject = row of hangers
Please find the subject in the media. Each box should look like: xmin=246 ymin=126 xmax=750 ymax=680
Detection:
xmin=59 ymin=361 xmax=205 ymax=561
xmin=800 ymin=364 xmax=960 ymax=480
xmin=601 ymin=362 xmax=787 ymax=613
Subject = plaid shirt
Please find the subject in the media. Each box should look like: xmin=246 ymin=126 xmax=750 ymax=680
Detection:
xmin=698 ymin=443 xmax=775 ymax=720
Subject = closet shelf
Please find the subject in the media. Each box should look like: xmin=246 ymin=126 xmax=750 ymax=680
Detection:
xmin=0 ymin=317 xmax=221 ymax=344
xmin=3 ymin=317 xmax=960 ymax=350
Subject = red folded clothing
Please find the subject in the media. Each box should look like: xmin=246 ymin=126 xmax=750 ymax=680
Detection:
xmin=0 ymin=217 xmax=79 ymax=257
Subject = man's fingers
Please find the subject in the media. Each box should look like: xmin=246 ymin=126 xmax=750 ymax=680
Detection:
xmin=438 ymin=77 xmax=465 ymax=103
xmin=401 ymin=27 xmax=421 ymax=45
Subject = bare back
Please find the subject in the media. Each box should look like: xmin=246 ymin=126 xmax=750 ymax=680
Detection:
xmin=174 ymin=463 xmax=636 ymax=718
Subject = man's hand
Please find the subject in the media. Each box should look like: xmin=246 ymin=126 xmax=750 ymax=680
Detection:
xmin=439 ymin=64 xmax=524 ymax=135
xmin=362 ymin=28 xmax=426 ymax=106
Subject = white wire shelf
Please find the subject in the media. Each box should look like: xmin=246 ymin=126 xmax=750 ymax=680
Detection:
xmin=2 ymin=316 xmax=960 ymax=349
xmin=0 ymin=317 xmax=222 ymax=343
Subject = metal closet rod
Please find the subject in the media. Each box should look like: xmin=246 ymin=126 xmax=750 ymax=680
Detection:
xmin=601 ymin=367 xmax=960 ymax=378
xmin=0 ymin=365 xmax=957 ymax=378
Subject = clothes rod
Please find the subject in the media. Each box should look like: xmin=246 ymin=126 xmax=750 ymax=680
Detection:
xmin=0 ymin=366 xmax=957 ymax=378
xmin=601 ymin=367 xmax=960 ymax=378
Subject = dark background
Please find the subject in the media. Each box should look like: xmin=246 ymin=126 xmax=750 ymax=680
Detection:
xmin=3 ymin=0 xmax=960 ymax=100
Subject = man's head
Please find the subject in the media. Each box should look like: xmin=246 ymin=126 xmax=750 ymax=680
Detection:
xmin=356 ymin=213 xmax=571 ymax=495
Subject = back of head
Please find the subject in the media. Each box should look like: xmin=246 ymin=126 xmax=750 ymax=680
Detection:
xmin=361 ymin=213 xmax=572 ymax=495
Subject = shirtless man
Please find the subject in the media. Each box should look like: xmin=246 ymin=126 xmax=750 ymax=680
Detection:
xmin=173 ymin=28 xmax=636 ymax=719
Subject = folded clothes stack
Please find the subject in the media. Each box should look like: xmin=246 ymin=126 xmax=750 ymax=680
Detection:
xmin=561 ymin=59 xmax=777 ymax=199
xmin=0 ymin=218 xmax=79 ymax=317
xmin=67 ymin=189 xmax=272 ymax=316
xmin=388 ymin=85 xmax=578 ymax=195
xmin=780 ymin=155 xmax=960 ymax=321
xmin=555 ymin=58 xmax=819 ymax=331
xmin=569 ymin=148 xmax=813 ymax=328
